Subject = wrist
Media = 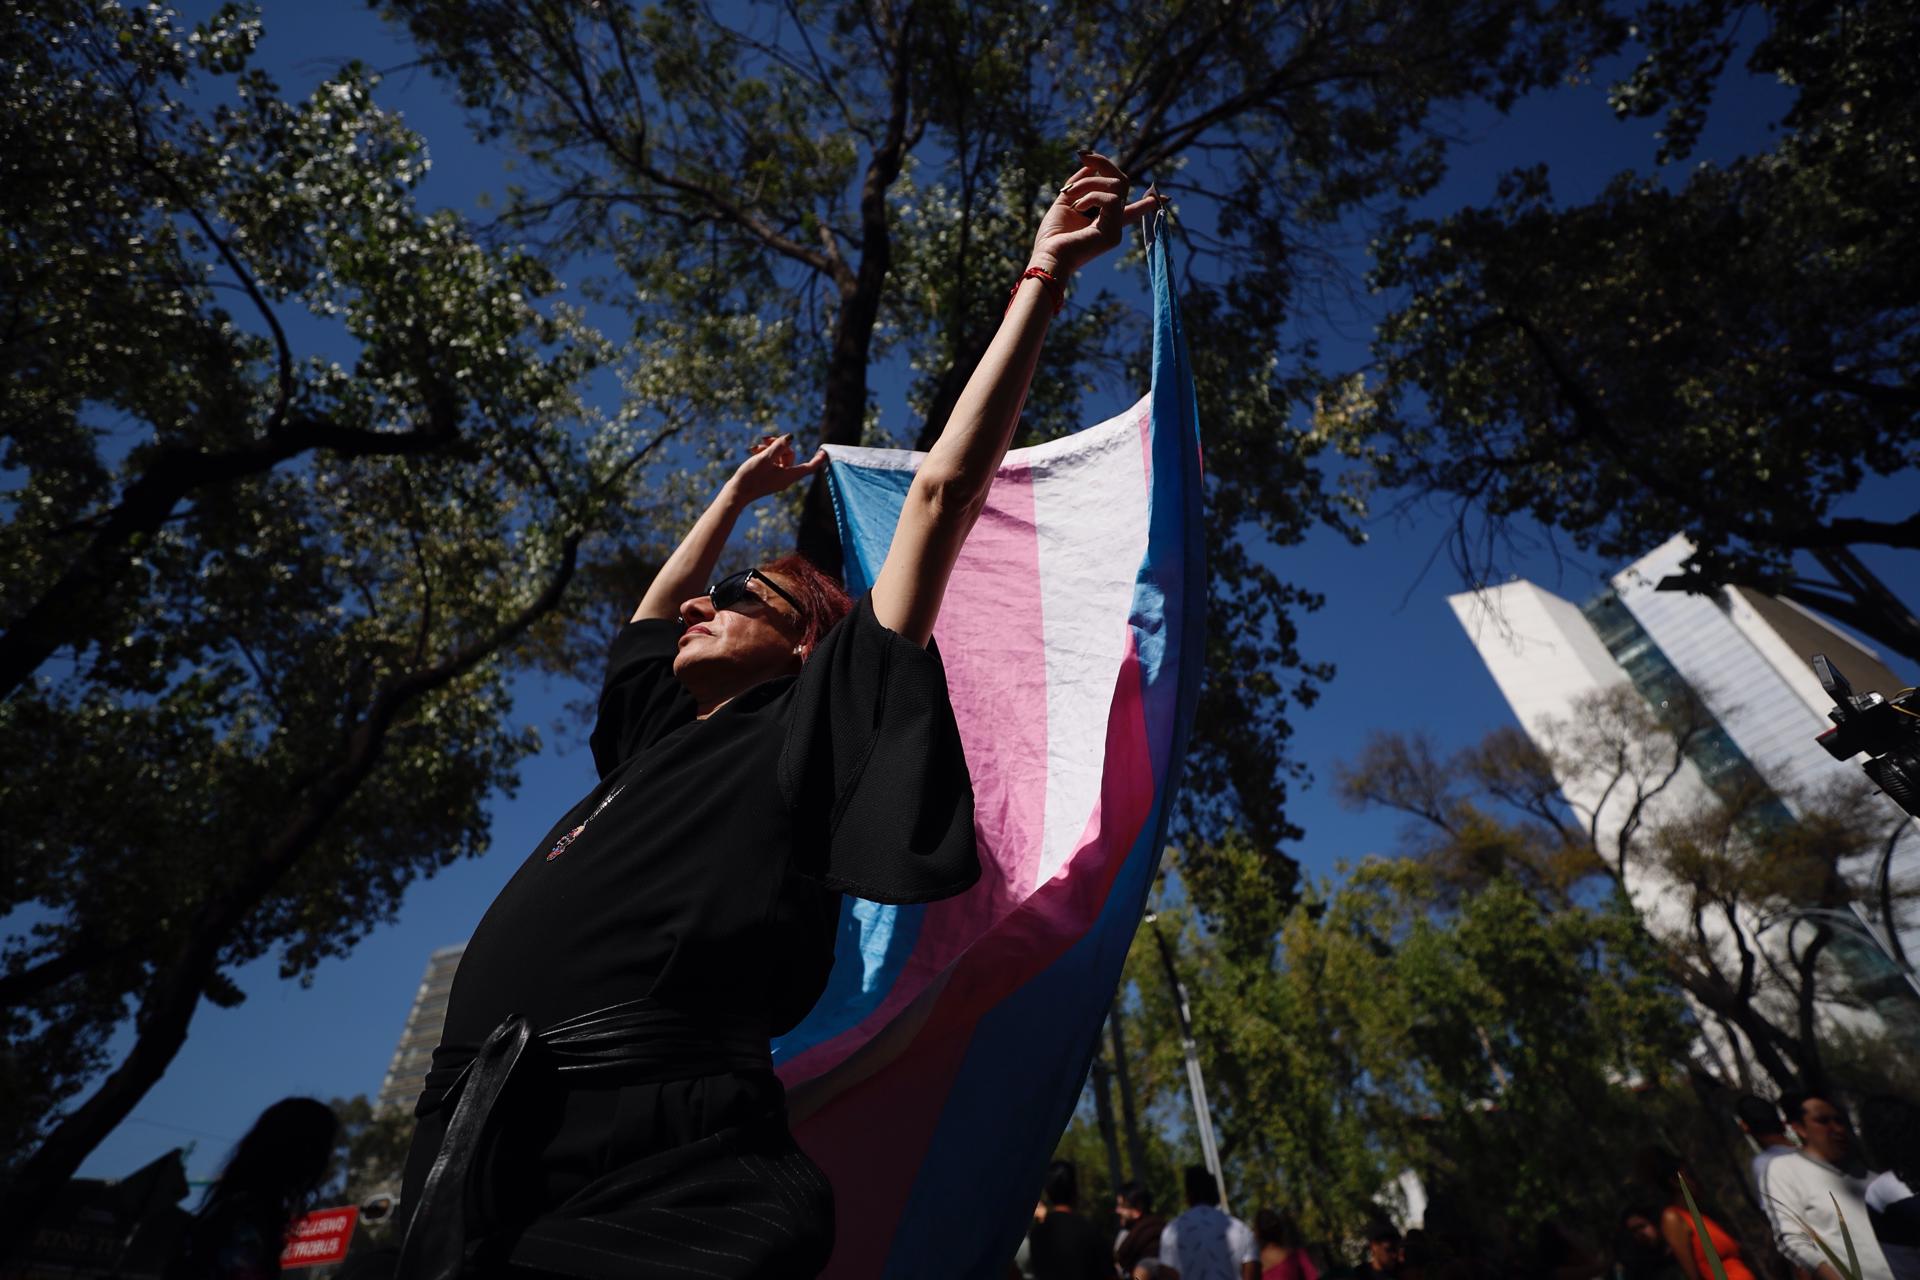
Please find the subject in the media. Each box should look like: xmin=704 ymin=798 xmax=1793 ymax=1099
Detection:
xmin=717 ymin=476 xmax=756 ymax=512
xmin=1025 ymin=252 xmax=1068 ymax=279
xmin=1010 ymin=263 xmax=1066 ymax=316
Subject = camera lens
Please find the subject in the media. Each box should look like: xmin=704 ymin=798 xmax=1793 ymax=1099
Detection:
xmin=1865 ymin=753 xmax=1920 ymax=820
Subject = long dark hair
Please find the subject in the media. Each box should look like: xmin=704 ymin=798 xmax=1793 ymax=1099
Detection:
xmin=1255 ymin=1207 xmax=1303 ymax=1248
xmin=1632 ymin=1145 xmax=1710 ymax=1215
xmin=201 ymin=1097 xmax=338 ymax=1238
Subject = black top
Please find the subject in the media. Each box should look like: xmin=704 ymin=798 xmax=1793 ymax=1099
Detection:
xmin=431 ymin=595 xmax=979 ymax=1093
xmin=1028 ymin=1210 xmax=1115 ymax=1280
xmin=163 ymin=1194 xmax=283 ymax=1280
xmin=1116 ymin=1214 xmax=1167 ymax=1274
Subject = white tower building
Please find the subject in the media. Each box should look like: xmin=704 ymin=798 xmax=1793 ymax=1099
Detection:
xmin=1450 ymin=535 xmax=1919 ymax=1038
xmin=377 ymin=943 xmax=465 ymax=1113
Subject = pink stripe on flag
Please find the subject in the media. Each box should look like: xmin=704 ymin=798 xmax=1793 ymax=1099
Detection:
xmin=910 ymin=629 xmax=1156 ymax=1028
xmin=795 ymin=633 xmax=1160 ymax=1275
xmin=778 ymin=465 xmax=1048 ymax=1083
xmin=931 ymin=463 xmax=1049 ymax=920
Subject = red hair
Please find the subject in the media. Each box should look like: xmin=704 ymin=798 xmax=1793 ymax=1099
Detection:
xmin=761 ymin=553 xmax=852 ymax=655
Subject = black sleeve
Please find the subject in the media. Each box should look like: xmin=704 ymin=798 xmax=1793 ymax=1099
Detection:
xmin=588 ymin=618 xmax=696 ymax=779
xmin=777 ymin=595 xmax=980 ymax=904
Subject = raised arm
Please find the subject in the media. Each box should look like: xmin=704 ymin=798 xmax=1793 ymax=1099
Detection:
xmin=868 ymin=152 xmax=1158 ymax=645
xmin=631 ymin=433 xmax=826 ymax=622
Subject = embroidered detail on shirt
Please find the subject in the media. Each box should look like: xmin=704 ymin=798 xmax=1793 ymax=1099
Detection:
xmin=546 ymin=785 xmax=625 ymax=861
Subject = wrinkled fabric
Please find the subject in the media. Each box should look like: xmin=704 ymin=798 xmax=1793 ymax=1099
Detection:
xmin=775 ymin=209 xmax=1207 ymax=1279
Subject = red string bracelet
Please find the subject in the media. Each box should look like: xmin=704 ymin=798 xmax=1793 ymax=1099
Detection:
xmin=1007 ymin=265 xmax=1065 ymax=316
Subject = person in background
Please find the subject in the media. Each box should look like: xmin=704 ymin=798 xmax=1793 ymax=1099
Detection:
xmin=1254 ymin=1209 xmax=1317 ymax=1280
xmin=1115 ymin=1181 xmax=1168 ymax=1280
xmin=1355 ymin=1224 xmax=1403 ymax=1280
xmin=1861 ymin=1095 xmax=1920 ymax=1280
xmin=1736 ymin=1094 xmax=1801 ymax=1203
xmin=1762 ymin=1092 xmax=1896 ymax=1280
xmin=165 ymin=1097 xmax=338 ymax=1280
xmin=1617 ymin=1203 xmax=1686 ymax=1280
xmin=1534 ymin=1219 xmax=1610 ymax=1280
xmin=1013 ymin=1200 xmax=1047 ymax=1280
xmin=1028 ymin=1161 xmax=1113 ymax=1280
xmin=1633 ymin=1147 xmax=1756 ymax=1280
xmin=1159 ymin=1167 xmax=1259 ymax=1280
xmin=1399 ymin=1228 xmax=1431 ymax=1280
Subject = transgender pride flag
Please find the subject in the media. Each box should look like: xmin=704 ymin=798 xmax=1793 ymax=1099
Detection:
xmin=772 ymin=214 xmax=1204 ymax=1279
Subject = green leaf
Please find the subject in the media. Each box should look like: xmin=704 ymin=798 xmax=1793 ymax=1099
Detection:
xmin=1678 ymin=1176 xmax=1731 ymax=1280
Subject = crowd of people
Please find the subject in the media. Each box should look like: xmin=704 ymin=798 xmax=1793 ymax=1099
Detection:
xmin=1014 ymin=1091 xmax=1920 ymax=1280
xmin=1614 ymin=1090 xmax=1920 ymax=1280
xmin=153 ymin=1084 xmax=1917 ymax=1280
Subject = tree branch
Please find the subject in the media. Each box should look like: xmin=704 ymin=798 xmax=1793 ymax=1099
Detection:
xmin=0 ymin=416 xmax=464 ymax=704
xmin=0 ymin=942 xmax=113 ymax=1009
xmin=0 ymin=533 xmax=582 ymax=1240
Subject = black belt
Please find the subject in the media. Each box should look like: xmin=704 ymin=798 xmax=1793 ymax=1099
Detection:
xmin=397 ymin=998 xmax=772 ymax=1280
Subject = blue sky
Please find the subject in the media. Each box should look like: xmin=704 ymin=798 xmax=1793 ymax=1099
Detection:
xmin=72 ymin=2 xmax=1918 ymax=1185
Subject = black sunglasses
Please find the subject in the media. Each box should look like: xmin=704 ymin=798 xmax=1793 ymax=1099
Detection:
xmin=707 ymin=567 xmax=803 ymax=617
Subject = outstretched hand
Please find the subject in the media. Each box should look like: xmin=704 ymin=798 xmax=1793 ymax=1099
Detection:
xmin=731 ymin=432 xmax=827 ymax=502
xmin=1028 ymin=151 xmax=1160 ymax=280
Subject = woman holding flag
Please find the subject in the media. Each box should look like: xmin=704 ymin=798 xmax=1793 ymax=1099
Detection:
xmin=389 ymin=152 xmax=1158 ymax=1280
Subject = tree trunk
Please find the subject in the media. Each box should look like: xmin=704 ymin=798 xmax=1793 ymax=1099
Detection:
xmin=1107 ymin=1000 xmax=1150 ymax=1185
xmin=1681 ymin=970 xmax=1816 ymax=1095
xmin=795 ymin=14 xmax=916 ymax=573
xmin=1089 ymin=1046 xmax=1124 ymax=1203
xmin=2 ymin=939 xmax=218 ymax=1252
xmin=800 ymin=273 xmax=890 ymax=572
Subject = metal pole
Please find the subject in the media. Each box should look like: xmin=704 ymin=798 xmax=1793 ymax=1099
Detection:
xmin=1147 ymin=914 xmax=1229 ymax=1213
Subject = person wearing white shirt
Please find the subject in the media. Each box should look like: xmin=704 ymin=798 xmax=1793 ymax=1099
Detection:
xmin=1735 ymin=1093 xmax=1801 ymax=1206
xmin=1159 ymin=1166 xmax=1258 ymax=1280
xmin=1865 ymin=1170 xmax=1920 ymax=1280
xmin=1860 ymin=1095 xmax=1920 ymax=1280
xmin=1760 ymin=1093 xmax=1894 ymax=1280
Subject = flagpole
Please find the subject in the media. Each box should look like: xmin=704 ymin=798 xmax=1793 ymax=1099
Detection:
xmin=1145 ymin=912 xmax=1229 ymax=1214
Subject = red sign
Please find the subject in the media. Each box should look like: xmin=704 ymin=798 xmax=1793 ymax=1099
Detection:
xmin=280 ymin=1206 xmax=358 ymax=1269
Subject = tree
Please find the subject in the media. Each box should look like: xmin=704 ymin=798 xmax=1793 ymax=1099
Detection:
xmin=328 ymin=1095 xmax=414 ymax=1243
xmin=377 ymin=0 xmax=1630 ymax=900
xmin=1334 ymin=0 xmax=1920 ymax=664
xmin=1092 ymin=677 xmax=1914 ymax=1250
xmin=1339 ymin=686 xmax=1920 ymax=1095
xmin=0 ymin=0 xmax=657 ymax=1233
xmin=1117 ymin=848 xmax=1693 ymax=1247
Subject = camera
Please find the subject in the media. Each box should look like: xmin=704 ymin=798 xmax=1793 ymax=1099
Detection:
xmin=1813 ymin=653 xmax=1920 ymax=819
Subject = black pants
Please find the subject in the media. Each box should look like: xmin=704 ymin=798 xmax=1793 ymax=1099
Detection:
xmin=393 ymin=1071 xmax=833 ymax=1279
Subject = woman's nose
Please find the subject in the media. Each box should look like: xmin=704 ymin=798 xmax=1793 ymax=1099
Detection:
xmin=679 ymin=595 xmax=716 ymax=624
